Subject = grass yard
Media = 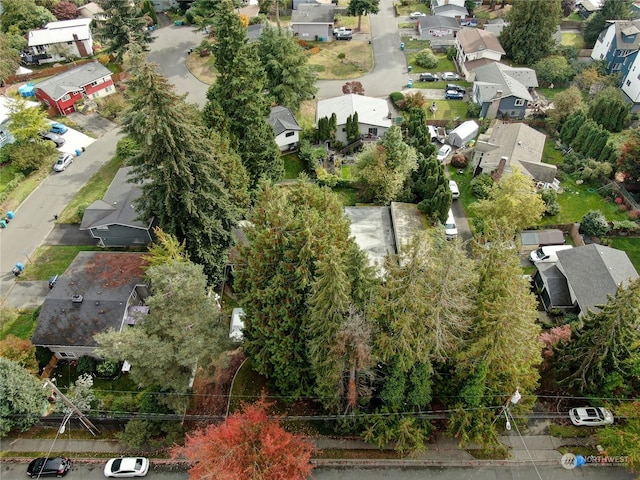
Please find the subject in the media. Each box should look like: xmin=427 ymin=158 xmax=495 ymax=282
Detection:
xmin=542 ymin=138 xmax=564 ymax=166
xmin=228 ymin=358 xmax=268 ymax=413
xmin=538 ymin=87 xmax=567 ymax=101
xmin=185 ymin=51 xmax=218 ymax=85
xmin=0 ymin=161 xmax=55 ymax=213
xmin=395 ymin=4 xmax=429 ymax=16
xmin=449 ymin=165 xmax=477 ymax=219
xmin=561 ymin=32 xmax=585 ymax=49
xmin=306 ymin=40 xmax=373 ymax=80
xmin=332 ymin=184 xmax=358 ymax=206
xmin=608 ymin=237 xmax=640 ymax=272
xmin=19 ymin=246 xmax=102 ymax=281
xmin=59 ymin=154 xmax=124 ymax=223
xmin=0 ymin=309 xmax=37 ymax=340
xmin=297 ymin=99 xmax=317 ymax=129
xmin=405 ymin=51 xmax=457 ymax=74
xmin=420 ymin=99 xmax=468 ymax=120
xmin=283 ymin=153 xmax=305 ymax=179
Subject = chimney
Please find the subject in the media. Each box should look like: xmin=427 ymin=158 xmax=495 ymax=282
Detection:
xmin=491 ymin=156 xmax=508 ymax=182
xmin=71 ymin=294 xmax=84 ymax=303
xmin=73 ymin=33 xmax=89 ymax=57
xmin=494 ymin=89 xmax=503 ymax=99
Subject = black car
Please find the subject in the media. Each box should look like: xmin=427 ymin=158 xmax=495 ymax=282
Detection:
xmin=444 ymin=84 xmax=466 ymax=93
xmin=39 ymin=132 xmax=66 ymax=148
xmin=27 ymin=457 xmax=72 ymax=478
xmin=419 ymin=72 xmax=439 ymax=82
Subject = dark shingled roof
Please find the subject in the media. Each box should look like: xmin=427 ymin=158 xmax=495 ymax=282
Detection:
xmin=268 ymin=106 xmax=302 ymax=136
xmin=32 ymin=252 xmax=148 ymax=349
xmin=536 ymin=263 xmax=573 ymax=308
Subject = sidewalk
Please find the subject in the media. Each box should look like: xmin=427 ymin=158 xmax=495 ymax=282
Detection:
xmin=1 ymin=434 xmax=593 ymax=468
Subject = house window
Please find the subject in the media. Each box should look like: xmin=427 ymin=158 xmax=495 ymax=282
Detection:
xmin=96 ymin=226 xmax=109 ymax=231
xmin=627 ymin=79 xmax=632 ymax=86
xmin=368 ymin=127 xmax=378 ymax=136
xmin=132 ymin=291 xmax=137 ymax=299
xmin=58 ymin=352 xmax=76 ymax=358
xmin=612 ymin=63 xmax=622 ymax=71
xmin=67 ymin=41 xmax=73 ymax=45
xmin=90 ymin=78 xmax=105 ymax=87
xmin=342 ymin=127 xmax=347 ymax=132
xmin=285 ymin=131 xmax=295 ymax=137
xmin=61 ymin=94 xmax=71 ymax=101
xmin=514 ymin=98 xmax=525 ymax=106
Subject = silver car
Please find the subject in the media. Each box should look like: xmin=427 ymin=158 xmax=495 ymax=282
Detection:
xmin=53 ymin=153 xmax=74 ymax=172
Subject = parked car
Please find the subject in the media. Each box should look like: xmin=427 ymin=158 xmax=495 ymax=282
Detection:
xmin=40 ymin=132 xmax=66 ymax=148
xmin=104 ymin=457 xmax=149 ymax=478
xmin=437 ymin=144 xmax=452 ymax=162
xmin=419 ymin=72 xmax=439 ymax=82
xmin=449 ymin=180 xmax=460 ymax=200
xmin=569 ymin=407 xmax=614 ymax=426
xmin=335 ymin=31 xmax=353 ymax=40
xmin=409 ymin=11 xmax=427 ymax=18
xmin=529 ymin=245 xmax=573 ymax=264
xmin=49 ymin=122 xmax=68 ymax=135
xmin=445 ymin=90 xmax=464 ymax=100
xmin=53 ymin=153 xmax=74 ymax=172
xmin=27 ymin=457 xmax=72 ymax=478
xmin=333 ymin=26 xmax=352 ymax=36
xmin=444 ymin=84 xmax=466 ymax=93
xmin=444 ymin=209 xmax=458 ymax=240
xmin=441 ymin=72 xmax=460 ymax=81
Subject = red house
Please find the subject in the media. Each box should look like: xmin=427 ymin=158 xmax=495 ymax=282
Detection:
xmin=35 ymin=61 xmax=115 ymax=116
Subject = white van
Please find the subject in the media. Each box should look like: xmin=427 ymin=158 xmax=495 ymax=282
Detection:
xmin=444 ymin=209 xmax=458 ymax=239
xmin=229 ymin=307 xmax=245 ymax=342
xmin=529 ymin=245 xmax=573 ymax=264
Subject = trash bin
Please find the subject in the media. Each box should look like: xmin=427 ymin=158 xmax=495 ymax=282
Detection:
xmin=400 ymin=42 xmax=405 ymax=51
xmin=0 ymin=220 xmax=6 ymax=229
xmin=408 ymin=65 xmax=412 ymax=73
xmin=174 ymin=20 xmax=183 ymax=26
xmin=408 ymin=79 xmax=413 ymax=88
xmin=6 ymin=211 xmax=14 ymax=219
xmin=75 ymin=148 xmax=82 ymax=157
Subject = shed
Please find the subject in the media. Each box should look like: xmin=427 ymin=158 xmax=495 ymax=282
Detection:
xmin=448 ymin=120 xmax=479 ymax=147
xmin=519 ymin=229 xmax=565 ymax=253
xmin=230 ymin=308 xmax=246 ymax=342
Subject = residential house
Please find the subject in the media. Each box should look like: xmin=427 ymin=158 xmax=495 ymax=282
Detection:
xmin=27 ymin=18 xmax=93 ymax=65
xmin=472 ymin=62 xmax=539 ymax=119
xmin=483 ymin=18 xmax=508 ymax=36
xmin=472 ymin=122 xmax=556 ymax=184
xmin=35 ymin=61 xmax=115 ymax=116
xmin=533 ymin=244 xmax=638 ymax=316
xmin=150 ymin=0 xmax=180 ymax=10
xmin=31 ymin=252 xmax=150 ymax=359
xmin=455 ymin=27 xmax=505 ymax=80
xmin=80 ymin=167 xmax=154 ymax=247
xmin=0 ymin=96 xmax=39 ymax=148
xmin=577 ymin=0 xmax=601 ymax=19
xmin=76 ymin=2 xmax=107 ymax=21
xmin=591 ymin=19 xmax=640 ymax=75
xmin=291 ymin=4 xmax=335 ymax=42
xmin=316 ymin=94 xmax=392 ymax=144
xmin=431 ymin=0 xmax=468 ymax=19
xmin=416 ymin=16 xmax=461 ymax=51
xmin=621 ymin=52 xmax=640 ymax=109
xmin=268 ymin=106 xmax=302 ymax=152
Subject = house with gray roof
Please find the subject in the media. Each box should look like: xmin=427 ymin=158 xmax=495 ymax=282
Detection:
xmin=35 ymin=61 xmax=115 ymax=116
xmin=316 ymin=94 xmax=392 ymax=144
xmin=471 ymin=62 xmax=538 ymax=119
xmin=533 ymin=244 xmax=639 ymax=317
xmin=80 ymin=167 xmax=155 ymax=247
xmin=32 ymin=252 xmax=150 ymax=359
xmin=291 ymin=4 xmax=335 ymax=42
xmin=432 ymin=3 xmax=468 ymax=18
xmin=455 ymin=27 xmax=505 ymax=80
xmin=268 ymin=106 xmax=302 ymax=151
xmin=472 ymin=122 xmax=556 ymax=184
xmin=577 ymin=0 xmax=601 ymax=18
xmin=416 ymin=16 xmax=461 ymax=50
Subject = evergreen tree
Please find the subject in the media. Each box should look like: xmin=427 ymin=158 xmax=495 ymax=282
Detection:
xmin=97 ymin=0 xmax=152 ymax=62
xmin=346 ymin=0 xmax=380 ymax=31
xmin=588 ymin=87 xmax=629 ymax=132
xmin=257 ymin=25 xmax=317 ymax=113
xmin=0 ymin=33 xmax=20 ymax=85
xmin=121 ymin=53 xmax=248 ymax=282
xmin=557 ymin=279 xmax=640 ymax=396
xmin=560 ymin=111 xmax=586 ymax=145
xmin=499 ymin=0 xmax=562 ymax=65
xmin=346 ymin=112 xmax=360 ymax=143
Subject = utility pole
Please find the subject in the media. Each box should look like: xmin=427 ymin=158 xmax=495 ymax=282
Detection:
xmin=43 ymin=379 xmax=100 ymax=436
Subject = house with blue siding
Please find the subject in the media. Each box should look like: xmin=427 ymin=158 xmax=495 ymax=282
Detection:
xmin=591 ymin=19 xmax=640 ymax=75
xmin=471 ymin=62 xmax=538 ymax=120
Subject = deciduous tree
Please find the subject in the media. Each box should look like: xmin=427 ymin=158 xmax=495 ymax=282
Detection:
xmin=547 ymin=86 xmax=583 ymax=131
xmin=53 ymin=1 xmax=79 ymax=20
xmin=0 ymin=357 xmax=48 ymax=437
xmin=598 ymin=401 xmax=640 ymax=473
xmin=343 ymin=81 xmax=365 ymax=95
xmin=0 ymin=0 xmax=55 ymax=35
xmin=533 ymin=55 xmax=575 ymax=86
xmin=175 ymin=396 xmax=315 ymax=480
xmin=97 ymin=0 xmax=153 ymax=62
xmin=0 ymin=335 xmax=38 ymax=373
xmin=347 ymin=0 xmax=380 ymax=32
xmin=619 ymin=128 xmax=640 ymax=183
xmin=7 ymin=98 xmax=49 ymax=144
xmin=0 ymin=32 xmax=21 ymax=86
xmin=500 ymin=0 xmax=562 ymax=65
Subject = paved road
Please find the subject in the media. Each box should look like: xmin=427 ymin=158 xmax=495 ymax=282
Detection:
xmin=0 ymin=127 xmax=121 ymax=308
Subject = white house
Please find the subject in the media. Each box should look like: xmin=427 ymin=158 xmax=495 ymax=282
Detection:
xmin=27 ymin=18 xmax=94 ymax=64
xmin=316 ymin=94 xmax=392 ymax=144
xmin=76 ymin=2 xmax=107 ymax=21
xmin=268 ymin=106 xmax=302 ymax=152
xmin=456 ymin=27 xmax=505 ymax=80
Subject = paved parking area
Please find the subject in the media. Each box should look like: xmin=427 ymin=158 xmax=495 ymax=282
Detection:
xmin=67 ymin=112 xmax=117 ymax=137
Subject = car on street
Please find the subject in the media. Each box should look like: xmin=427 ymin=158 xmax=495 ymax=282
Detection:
xmin=40 ymin=132 xmax=66 ymax=148
xmin=437 ymin=144 xmax=452 ymax=162
xmin=53 ymin=153 xmax=74 ymax=172
xmin=444 ymin=83 xmax=466 ymax=93
xmin=419 ymin=72 xmax=439 ymax=82
xmin=27 ymin=457 xmax=72 ymax=477
xmin=49 ymin=122 xmax=68 ymax=135
xmin=445 ymin=90 xmax=464 ymax=100
xmin=449 ymin=180 xmax=460 ymax=199
xmin=409 ymin=11 xmax=427 ymax=18
xmin=441 ymin=72 xmax=460 ymax=81
xmin=104 ymin=457 xmax=149 ymax=478
xmin=569 ymin=407 xmax=614 ymax=426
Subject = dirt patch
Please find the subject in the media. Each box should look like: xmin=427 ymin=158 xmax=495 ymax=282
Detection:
xmin=185 ymin=53 xmax=218 ymax=85
xmin=298 ymin=99 xmax=317 ymax=128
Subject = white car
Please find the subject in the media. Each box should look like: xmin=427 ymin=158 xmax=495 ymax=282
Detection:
xmin=53 ymin=153 xmax=74 ymax=172
xmin=437 ymin=144 xmax=452 ymax=162
xmin=569 ymin=407 xmax=614 ymax=426
xmin=441 ymin=72 xmax=460 ymax=81
xmin=104 ymin=458 xmax=149 ymax=477
xmin=409 ymin=11 xmax=426 ymax=18
xmin=449 ymin=180 xmax=460 ymax=200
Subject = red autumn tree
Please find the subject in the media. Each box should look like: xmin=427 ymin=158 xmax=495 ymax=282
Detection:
xmin=174 ymin=395 xmax=315 ymax=480
xmin=342 ymin=81 xmax=365 ymax=95
xmin=53 ymin=1 xmax=79 ymax=21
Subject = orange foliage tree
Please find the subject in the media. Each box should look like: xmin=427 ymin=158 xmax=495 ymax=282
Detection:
xmin=174 ymin=395 xmax=315 ymax=480
xmin=0 ymin=334 xmax=38 ymax=373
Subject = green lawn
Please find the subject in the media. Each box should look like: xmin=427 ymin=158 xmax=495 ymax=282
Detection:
xmin=538 ymin=87 xmax=568 ymax=101
xmin=283 ymin=153 xmax=305 ymax=179
xmin=19 ymin=246 xmax=102 ymax=281
xmin=332 ymin=184 xmax=358 ymax=206
xmin=228 ymin=358 xmax=268 ymax=413
xmin=542 ymin=138 xmax=564 ymax=166
xmin=566 ymin=12 xmax=585 ymax=22
xmin=449 ymin=164 xmax=476 ymax=220
xmin=0 ymin=310 xmax=37 ymax=340
xmin=608 ymin=237 xmax=640 ymax=272
xmin=406 ymin=53 xmax=457 ymax=74
xmin=561 ymin=32 xmax=585 ymax=49
xmin=420 ymin=99 xmax=469 ymax=120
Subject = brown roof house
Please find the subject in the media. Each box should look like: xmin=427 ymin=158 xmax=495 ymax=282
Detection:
xmin=32 ymin=252 xmax=150 ymax=360
xmin=455 ymin=27 xmax=505 ymax=80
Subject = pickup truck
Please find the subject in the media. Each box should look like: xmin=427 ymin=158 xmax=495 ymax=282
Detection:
xmin=333 ymin=26 xmax=353 ymax=36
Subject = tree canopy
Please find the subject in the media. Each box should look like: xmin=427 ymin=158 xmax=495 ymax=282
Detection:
xmin=347 ymin=0 xmax=380 ymax=31
xmin=0 ymin=33 xmax=21 ymax=85
xmin=7 ymin=98 xmax=49 ymax=144
xmin=0 ymin=0 xmax=55 ymax=35
xmin=97 ymin=0 xmax=153 ymax=62
xmin=500 ymin=0 xmax=562 ymax=65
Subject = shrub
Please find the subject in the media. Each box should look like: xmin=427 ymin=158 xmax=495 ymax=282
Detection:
xmin=389 ymin=92 xmax=405 ymax=109
xmin=628 ymin=209 xmax=640 ymax=220
xmin=580 ymin=210 xmax=610 ymax=237
xmin=298 ymin=140 xmax=325 ymax=173
xmin=76 ymin=203 xmax=90 ymax=224
xmin=414 ymin=49 xmax=438 ymax=69
xmin=540 ymin=188 xmax=560 ymax=216
xmin=11 ymin=141 xmax=55 ymax=173
xmin=35 ymin=346 xmax=53 ymax=371
xmin=450 ymin=153 xmax=468 ymax=168
xmin=446 ymin=46 xmax=457 ymax=61
xmin=469 ymin=173 xmax=494 ymax=199
xmin=98 ymin=93 xmax=127 ymax=120
xmin=403 ymin=91 xmax=426 ymax=109
xmin=77 ymin=355 xmax=96 ymax=375
xmin=0 ymin=144 xmax=13 ymax=165
xmin=97 ymin=360 xmax=120 ymax=378
xmin=111 ymin=394 xmax=138 ymax=414
xmin=116 ymin=136 xmax=140 ymax=160
xmin=466 ymin=101 xmax=481 ymax=118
